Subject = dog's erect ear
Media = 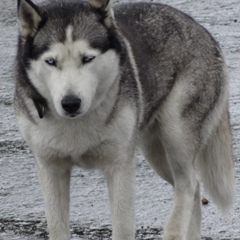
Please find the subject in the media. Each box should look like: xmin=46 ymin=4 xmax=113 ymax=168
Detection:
xmin=89 ymin=0 xmax=114 ymax=26
xmin=17 ymin=0 xmax=43 ymax=37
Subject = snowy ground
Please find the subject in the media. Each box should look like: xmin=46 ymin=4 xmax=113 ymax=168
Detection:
xmin=0 ymin=0 xmax=239 ymax=239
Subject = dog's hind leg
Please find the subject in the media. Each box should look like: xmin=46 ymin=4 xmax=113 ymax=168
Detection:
xmin=140 ymin=119 xmax=200 ymax=240
xmin=151 ymin=79 xmax=206 ymax=240
xmin=161 ymin=137 xmax=199 ymax=240
xmin=37 ymin=156 xmax=72 ymax=240
xmin=154 ymin=64 xmax=234 ymax=239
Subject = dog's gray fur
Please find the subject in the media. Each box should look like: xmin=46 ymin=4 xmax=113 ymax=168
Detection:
xmin=15 ymin=0 xmax=235 ymax=239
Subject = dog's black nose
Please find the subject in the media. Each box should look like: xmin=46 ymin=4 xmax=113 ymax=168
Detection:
xmin=61 ymin=95 xmax=81 ymax=114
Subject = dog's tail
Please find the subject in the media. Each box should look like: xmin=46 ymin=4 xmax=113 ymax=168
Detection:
xmin=198 ymin=109 xmax=235 ymax=213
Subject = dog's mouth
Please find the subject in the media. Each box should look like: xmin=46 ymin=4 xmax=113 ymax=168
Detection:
xmin=64 ymin=112 xmax=81 ymax=118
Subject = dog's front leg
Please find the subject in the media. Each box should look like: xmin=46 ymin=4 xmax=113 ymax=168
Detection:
xmin=37 ymin=156 xmax=72 ymax=240
xmin=105 ymin=157 xmax=136 ymax=240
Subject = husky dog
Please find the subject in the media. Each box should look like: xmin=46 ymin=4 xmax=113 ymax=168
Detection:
xmin=15 ymin=0 xmax=235 ymax=239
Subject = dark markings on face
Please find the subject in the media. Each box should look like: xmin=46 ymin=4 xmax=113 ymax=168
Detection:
xmin=16 ymin=38 xmax=49 ymax=120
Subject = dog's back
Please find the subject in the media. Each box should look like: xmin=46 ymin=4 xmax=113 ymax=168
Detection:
xmin=115 ymin=2 xmax=225 ymax=128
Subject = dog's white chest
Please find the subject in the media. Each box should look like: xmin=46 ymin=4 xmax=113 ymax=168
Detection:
xmin=19 ymin=115 xmax=108 ymax=166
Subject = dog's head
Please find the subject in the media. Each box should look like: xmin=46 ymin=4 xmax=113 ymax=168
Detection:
xmin=17 ymin=0 xmax=122 ymax=119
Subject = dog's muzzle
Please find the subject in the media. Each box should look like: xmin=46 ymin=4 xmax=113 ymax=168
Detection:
xmin=61 ymin=95 xmax=81 ymax=116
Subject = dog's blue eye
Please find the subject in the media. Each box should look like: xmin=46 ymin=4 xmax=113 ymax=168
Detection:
xmin=82 ymin=56 xmax=95 ymax=64
xmin=45 ymin=58 xmax=57 ymax=66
